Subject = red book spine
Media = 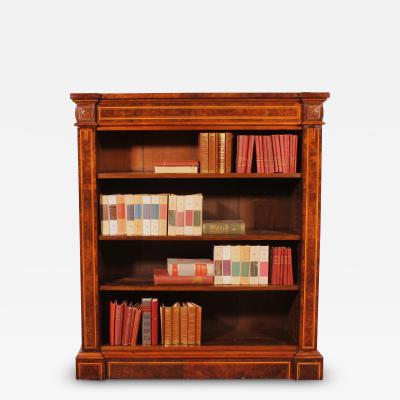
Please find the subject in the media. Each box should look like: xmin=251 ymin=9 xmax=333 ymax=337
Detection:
xmin=127 ymin=308 xmax=136 ymax=344
xmin=114 ymin=302 xmax=124 ymax=345
xmin=242 ymin=136 xmax=249 ymax=173
xmin=255 ymin=136 xmax=261 ymax=172
xmin=122 ymin=304 xmax=132 ymax=345
xmin=293 ymin=135 xmax=298 ymax=173
xmin=284 ymin=135 xmax=290 ymax=173
xmin=271 ymin=135 xmax=279 ymax=172
xmin=270 ymin=248 xmax=276 ymax=284
xmin=151 ymin=299 xmax=158 ymax=345
xmin=236 ymin=135 xmax=242 ymax=173
xmin=282 ymin=247 xmax=288 ymax=285
xmin=278 ymin=135 xmax=285 ymax=173
xmin=276 ymin=247 xmax=281 ymax=285
xmin=287 ymin=248 xmax=294 ymax=285
xmin=109 ymin=301 xmax=116 ymax=345
xmin=246 ymin=135 xmax=255 ymax=173
xmin=262 ymin=136 xmax=268 ymax=173
xmin=265 ymin=136 xmax=274 ymax=173
xmin=258 ymin=136 xmax=265 ymax=173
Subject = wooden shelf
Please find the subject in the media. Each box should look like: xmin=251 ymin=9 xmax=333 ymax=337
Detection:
xmin=98 ymin=172 xmax=302 ymax=179
xmin=99 ymin=230 xmax=300 ymax=242
xmin=100 ymin=278 xmax=299 ymax=292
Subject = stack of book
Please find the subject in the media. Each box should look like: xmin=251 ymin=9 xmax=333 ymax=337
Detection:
xmin=109 ymin=301 xmax=143 ymax=346
xmin=160 ymin=302 xmax=202 ymax=345
xmin=167 ymin=194 xmax=203 ymax=236
xmin=153 ymin=160 xmax=199 ymax=173
xmin=100 ymin=193 xmax=203 ymax=236
xmin=198 ymin=132 xmax=233 ymax=173
xmin=154 ymin=258 xmax=215 ymax=285
xmin=269 ymin=247 xmax=294 ymax=285
xmin=202 ymin=219 xmax=245 ymax=235
xmin=213 ymin=245 xmax=269 ymax=285
xmin=236 ymin=134 xmax=298 ymax=173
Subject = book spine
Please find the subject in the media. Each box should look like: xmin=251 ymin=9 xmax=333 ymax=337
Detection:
xmin=213 ymin=245 xmax=223 ymax=285
xmin=208 ymin=132 xmax=216 ymax=173
xmin=116 ymin=194 xmax=127 ymax=235
xmin=167 ymin=194 xmax=177 ymax=236
xmin=242 ymin=136 xmax=249 ymax=174
xmin=100 ymin=195 xmax=110 ymax=235
xmin=172 ymin=305 xmax=180 ymax=345
xmin=142 ymin=195 xmax=151 ymax=236
xmin=258 ymin=136 xmax=265 ymax=173
xmin=183 ymin=195 xmax=194 ymax=235
xmin=266 ymin=136 xmax=274 ymax=173
xmin=202 ymin=221 xmax=245 ymax=235
xmin=160 ymin=305 xmax=165 ymax=345
xmin=114 ymin=302 xmax=124 ymax=346
xmin=187 ymin=305 xmax=196 ymax=345
xmin=287 ymin=247 xmax=294 ymax=284
xmin=109 ymin=301 xmax=116 ymax=345
xmin=255 ymin=136 xmax=261 ymax=173
xmin=195 ymin=304 xmax=202 ymax=345
xmin=271 ymin=135 xmax=279 ymax=172
xmin=246 ymin=135 xmax=255 ymax=173
xmin=192 ymin=194 xmax=203 ymax=236
xmin=199 ymin=132 xmax=209 ymax=173
xmin=259 ymin=245 xmax=269 ymax=284
xmin=222 ymin=245 xmax=231 ymax=284
xmin=164 ymin=306 xmax=172 ymax=346
xmin=150 ymin=195 xmax=160 ymax=235
xmin=279 ymin=135 xmax=286 ymax=173
xmin=141 ymin=298 xmax=152 ymax=345
xmin=125 ymin=194 xmax=135 ymax=236
xmin=122 ymin=304 xmax=133 ymax=346
xmin=231 ymin=245 xmax=241 ymax=284
xmin=180 ymin=305 xmax=188 ymax=345
xmin=130 ymin=307 xmax=142 ymax=346
xmin=236 ymin=135 xmax=242 ymax=173
xmin=108 ymin=195 xmax=118 ymax=235
xmin=284 ymin=135 xmax=290 ymax=173
xmin=250 ymin=245 xmax=260 ymax=285
xmin=218 ymin=132 xmax=225 ymax=173
xmin=293 ymin=135 xmax=298 ymax=173
xmin=176 ymin=195 xmax=185 ymax=235
xmin=262 ymin=136 xmax=268 ymax=173
xmin=240 ymin=245 xmax=250 ymax=285
xmin=225 ymin=132 xmax=233 ymax=172
xmin=151 ymin=299 xmax=158 ymax=345
xmin=133 ymin=194 xmax=143 ymax=236
xmin=159 ymin=194 xmax=168 ymax=235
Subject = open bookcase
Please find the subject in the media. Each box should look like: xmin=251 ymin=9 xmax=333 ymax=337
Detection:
xmin=72 ymin=92 xmax=329 ymax=380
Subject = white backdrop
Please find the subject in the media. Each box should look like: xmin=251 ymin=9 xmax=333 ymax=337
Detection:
xmin=1 ymin=0 xmax=399 ymax=398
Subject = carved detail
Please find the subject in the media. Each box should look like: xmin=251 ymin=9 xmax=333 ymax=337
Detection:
xmin=303 ymin=103 xmax=323 ymax=122
xmin=75 ymin=103 xmax=97 ymax=126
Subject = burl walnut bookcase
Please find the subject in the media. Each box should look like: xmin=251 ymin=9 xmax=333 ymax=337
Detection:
xmin=71 ymin=92 xmax=329 ymax=380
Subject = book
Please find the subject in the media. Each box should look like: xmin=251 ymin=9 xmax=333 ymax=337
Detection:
xmin=259 ymin=245 xmax=269 ymax=284
xmin=133 ymin=194 xmax=143 ymax=235
xmin=150 ymin=195 xmax=160 ymax=235
xmin=164 ymin=305 xmax=172 ymax=346
xmin=142 ymin=195 xmax=152 ymax=236
xmin=159 ymin=194 xmax=168 ymax=235
xmin=176 ymin=195 xmax=185 ymax=235
xmin=108 ymin=194 xmax=118 ymax=235
xmin=193 ymin=194 xmax=203 ymax=235
xmin=208 ymin=132 xmax=217 ymax=173
xmin=141 ymin=298 xmax=152 ymax=345
xmin=154 ymin=160 xmax=199 ymax=166
xmin=114 ymin=300 xmax=125 ymax=346
xmin=122 ymin=303 xmax=134 ymax=346
xmin=167 ymin=258 xmax=215 ymax=276
xmin=151 ymin=298 xmax=158 ymax=345
xmin=109 ymin=300 xmax=117 ymax=345
xmin=218 ymin=132 xmax=225 ymax=173
xmin=202 ymin=220 xmax=245 ymax=235
xmin=250 ymin=245 xmax=260 ymax=285
xmin=130 ymin=304 xmax=142 ymax=346
xmin=100 ymin=195 xmax=110 ymax=235
xmin=240 ymin=245 xmax=250 ymax=285
xmin=184 ymin=195 xmax=194 ymax=235
xmin=172 ymin=302 xmax=180 ymax=345
xmin=187 ymin=302 xmax=196 ymax=345
xmin=153 ymin=268 xmax=214 ymax=286
xmin=213 ymin=245 xmax=223 ymax=285
xmin=194 ymin=303 xmax=202 ymax=345
xmin=167 ymin=193 xmax=177 ymax=236
xmin=231 ymin=245 xmax=241 ymax=285
xmin=125 ymin=194 xmax=135 ymax=236
xmin=222 ymin=245 xmax=231 ymax=284
xmin=255 ymin=136 xmax=262 ymax=173
xmin=154 ymin=160 xmax=199 ymax=173
xmin=199 ymin=133 xmax=209 ymax=173
xmin=246 ymin=135 xmax=255 ymax=173
xmin=225 ymin=132 xmax=233 ymax=173
xmin=160 ymin=304 xmax=165 ymax=345
xmin=116 ymin=194 xmax=127 ymax=235
xmin=265 ymin=136 xmax=274 ymax=173
xmin=179 ymin=303 xmax=188 ymax=345
xmin=287 ymin=247 xmax=294 ymax=284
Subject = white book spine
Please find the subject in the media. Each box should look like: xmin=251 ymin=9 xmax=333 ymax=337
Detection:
xmin=230 ymin=245 xmax=241 ymax=285
xmin=222 ymin=245 xmax=231 ymax=285
xmin=142 ymin=195 xmax=151 ymax=236
xmin=167 ymin=194 xmax=177 ymax=236
xmin=100 ymin=194 xmax=110 ymax=236
xmin=108 ymin=194 xmax=118 ymax=236
xmin=183 ymin=195 xmax=194 ymax=236
xmin=150 ymin=195 xmax=159 ymax=236
xmin=259 ymin=245 xmax=269 ymax=284
xmin=176 ymin=195 xmax=185 ymax=235
xmin=250 ymin=245 xmax=260 ymax=285
xmin=213 ymin=245 xmax=223 ymax=285
xmin=192 ymin=194 xmax=203 ymax=236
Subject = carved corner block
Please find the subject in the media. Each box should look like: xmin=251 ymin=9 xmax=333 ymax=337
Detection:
xmin=74 ymin=102 xmax=98 ymax=127
xmin=293 ymin=352 xmax=323 ymax=380
xmin=302 ymin=101 xmax=324 ymax=125
xmin=76 ymin=352 xmax=105 ymax=380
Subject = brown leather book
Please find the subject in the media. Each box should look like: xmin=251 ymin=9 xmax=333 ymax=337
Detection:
xmin=180 ymin=303 xmax=188 ymax=345
xmin=109 ymin=300 xmax=117 ymax=345
xmin=122 ymin=303 xmax=134 ymax=346
xmin=172 ymin=302 xmax=180 ymax=345
xmin=287 ymin=247 xmax=294 ymax=285
xmin=208 ymin=132 xmax=216 ymax=173
xmin=151 ymin=298 xmax=158 ymax=345
xmin=130 ymin=305 xmax=142 ymax=346
xmin=164 ymin=305 xmax=172 ymax=345
xmin=194 ymin=303 xmax=202 ymax=345
xmin=187 ymin=302 xmax=196 ymax=345
xmin=160 ymin=305 xmax=165 ymax=345
xmin=114 ymin=301 xmax=125 ymax=345
xmin=198 ymin=133 xmax=209 ymax=173
xmin=246 ymin=135 xmax=255 ymax=173
xmin=225 ymin=132 xmax=233 ymax=173
xmin=141 ymin=298 xmax=152 ymax=345
xmin=218 ymin=132 xmax=225 ymax=173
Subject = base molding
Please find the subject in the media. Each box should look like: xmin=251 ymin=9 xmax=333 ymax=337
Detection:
xmin=76 ymin=348 xmax=323 ymax=380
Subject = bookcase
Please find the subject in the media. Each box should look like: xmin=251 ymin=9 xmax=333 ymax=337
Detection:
xmin=71 ymin=92 xmax=329 ymax=380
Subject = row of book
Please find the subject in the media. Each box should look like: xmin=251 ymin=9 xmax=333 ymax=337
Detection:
xmin=198 ymin=132 xmax=233 ymax=173
xmin=109 ymin=299 xmax=202 ymax=346
xmin=152 ymin=246 xmax=295 ymax=286
xmin=153 ymin=160 xmax=199 ymax=173
xmin=100 ymin=193 xmax=202 ymax=236
xmin=236 ymin=134 xmax=298 ymax=173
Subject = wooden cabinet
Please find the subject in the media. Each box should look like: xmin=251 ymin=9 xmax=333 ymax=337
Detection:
xmin=71 ymin=92 xmax=329 ymax=380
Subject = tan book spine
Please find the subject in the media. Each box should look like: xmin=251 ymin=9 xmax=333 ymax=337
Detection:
xmin=192 ymin=194 xmax=203 ymax=236
xmin=208 ymin=132 xmax=216 ymax=173
xmin=213 ymin=245 xmax=223 ymax=285
xmin=133 ymin=194 xmax=143 ymax=236
xmin=187 ymin=303 xmax=196 ymax=345
xmin=167 ymin=194 xmax=177 ymax=236
xmin=164 ymin=306 xmax=172 ymax=346
xmin=100 ymin=194 xmax=110 ymax=235
xmin=218 ymin=132 xmax=225 ymax=173
xmin=176 ymin=195 xmax=185 ymax=235
xmin=199 ymin=132 xmax=209 ymax=173
xmin=159 ymin=194 xmax=168 ymax=235
xmin=250 ymin=245 xmax=260 ymax=285
xmin=155 ymin=166 xmax=198 ymax=173
xmin=240 ymin=245 xmax=251 ymax=285
xmin=230 ymin=245 xmax=241 ymax=285
xmin=179 ymin=304 xmax=188 ymax=345
xmin=194 ymin=303 xmax=202 ymax=345
xmin=160 ymin=305 xmax=165 ymax=345
xmin=108 ymin=194 xmax=118 ymax=236
xmin=125 ymin=194 xmax=135 ymax=236
xmin=225 ymin=132 xmax=233 ymax=173
xmin=172 ymin=303 xmax=180 ymax=345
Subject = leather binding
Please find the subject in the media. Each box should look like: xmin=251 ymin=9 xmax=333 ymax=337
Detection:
xmin=213 ymin=245 xmax=223 ymax=285
xmin=259 ymin=245 xmax=269 ymax=284
xmin=287 ymin=247 xmax=294 ymax=284
xmin=203 ymin=219 xmax=245 ymax=235
xmin=159 ymin=304 xmax=165 ymax=344
xmin=133 ymin=194 xmax=143 ymax=236
xmin=198 ymin=132 xmax=209 ymax=173
xmin=108 ymin=194 xmax=118 ymax=235
xmin=187 ymin=303 xmax=196 ymax=345
xmin=141 ymin=298 xmax=152 ymax=345
xmin=194 ymin=303 xmax=202 ymax=345
xmin=150 ymin=195 xmax=160 ymax=236
xmin=231 ymin=245 xmax=241 ymax=284
xmin=246 ymin=135 xmax=255 ymax=173
xmin=164 ymin=305 xmax=172 ymax=345
xmin=261 ymin=136 xmax=267 ymax=173
xmin=100 ymin=194 xmax=110 ymax=235
xmin=222 ymin=245 xmax=231 ymax=284
xmin=154 ymin=269 xmax=214 ymax=285
xmin=236 ymin=135 xmax=242 ymax=173
xmin=176 ymin=195 xmax=185 ymax=235
xmin=193 ymin=194 xmax=203 ymax=235
xmin=258 ymin=136 xmax=264 ymax=173
xmin=172 ymin=302 xmax=180 ymax=345
xmin=180 ymin=303 xmax=188 ymax=345
xmin=241 ymin=135 xmax=249 ymax=174
xmin=218 ymin=132 xmax=225 ymax=173
xmin=167 ymin=258 xmax=215 ymax=276
xmin=284 ymin=135 xmax=290 ymax=173
xmin=126 ymin=194 xmax=135 ymax=236
xmin=293 ymin=135 xmax=298 ymax=173
xmin=109 ymin=300 xmax=117 ymax=345
xmin=225 ymin=132 xmax=233 ymax=173
xmin=167 ymin=193 xmax=177 ymax=236
xmin=159 ymin=194 xmax=168 ymax=235
xmin=250 ymin=245 xmax=260 ymax=285
xmin=282 ymin=247 xmax=287 ymax=285
xmin=151 ymin=298 xmax=159 ymax=345
xmin=116 ymin=194 xmax=127 ymax=235
xmin=266 ymin=136 xmax=274 ymax=173
xmin=255 ymin=136 xmax=262 ymax=173
xmin=122 ymin=303 xmax=134 ymax=346
xmin=114 ymin=301 xmax=125 ymax=346
xmin=208 ymin=132 xmax=216 ymax=173
xmin=184 ymin=195 xmax=194 ymax=235
xmin=279 ymin=135 xmax=286 ymax=173
xmin=240 ymin=245 xmax=251 ymax=285
xmin=271 ymin=136 xmax=280 ymax=172
xmin=130 ymin=304 xmax=142 ymax=346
